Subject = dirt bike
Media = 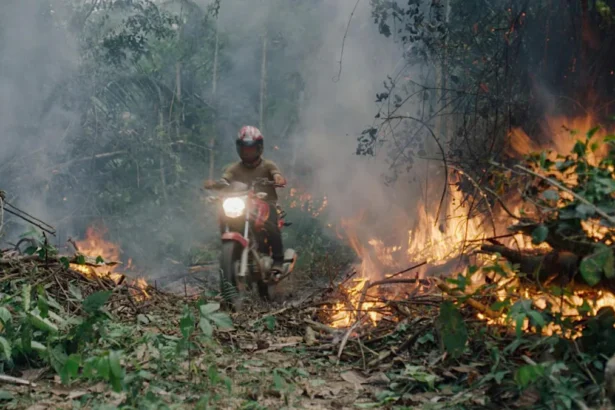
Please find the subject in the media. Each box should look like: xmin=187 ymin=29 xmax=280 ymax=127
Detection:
xmin=206 ymin=178 xmax=297 ymax=310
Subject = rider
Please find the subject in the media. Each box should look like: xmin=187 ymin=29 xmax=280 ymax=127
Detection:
xmin=204 ymin=125 xmax=287 ymax=273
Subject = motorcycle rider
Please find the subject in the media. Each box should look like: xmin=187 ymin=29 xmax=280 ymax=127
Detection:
xmin=204 ymin=125 xmax=287 ymax=274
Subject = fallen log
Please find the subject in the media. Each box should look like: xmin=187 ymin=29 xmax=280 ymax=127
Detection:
xmin=478 ymin=244 xmax=615 ymax=292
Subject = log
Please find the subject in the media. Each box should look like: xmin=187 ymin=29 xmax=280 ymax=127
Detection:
xmin=478 ymin=244 xmax=615 ymax=291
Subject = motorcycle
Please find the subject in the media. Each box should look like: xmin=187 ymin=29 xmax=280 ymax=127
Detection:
xmin=206 ymin=178 xmax=297 ymax=310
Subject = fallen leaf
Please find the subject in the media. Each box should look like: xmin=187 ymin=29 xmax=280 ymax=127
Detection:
xmin=68 ymin=390 xmax=88 ymax=399
xmin=20 ymin=367 xmax=48 ymax=382
xmin=451 ymin=365 xmax=478 ymax=374
xmin=89 ymin=383 xmax=107 ymax=393
xmin=365 ymin=372 xmax=390 ymax=384
xmin=340 ymin=370 xmax=367 ymax=388
xmin=305 ymin=326 xmax=317 ymax=346
xmin=514 ymin=388 xmax=540 ymax=408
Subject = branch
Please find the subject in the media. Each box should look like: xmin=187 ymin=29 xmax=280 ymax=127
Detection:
xmin=387 ymin=115 xmax=449 ymax=226
xmin=492 ymin=161 xmax=615 ymax=226
xmin=333 ymin=0 xmax=361 ymax=83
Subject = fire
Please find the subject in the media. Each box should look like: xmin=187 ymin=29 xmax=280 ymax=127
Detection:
xmin=70 ymin=226 xmax=150 ymax=301
xmin=327 ymin=113 xmax=615 ymax=333
xmin=286 ymin=188 xmax=328 ymax=217
xmin=510 ymin=114 xmax=611 ymax=166
xmin=329 ymin=278 xmax=383 ymax=328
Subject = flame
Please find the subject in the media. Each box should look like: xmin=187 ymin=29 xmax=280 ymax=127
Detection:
xmin=70 ymin=226 xmax=150 ymax=301
xmin=285 ymin=188 xmax=328 ymax=217
xmin=327 ymin=113 xmax=615 ymax=331
xmin=510 ymin=114 xmax=611 ymax=166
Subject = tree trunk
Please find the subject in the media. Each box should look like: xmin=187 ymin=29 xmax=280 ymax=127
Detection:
xmin=259 ymin=32 xmax=268 ymax=132
xmin=158 ymin=107 xmax=169 ymax=204
xmin=209 ymin=18 xmax=220 ymax=180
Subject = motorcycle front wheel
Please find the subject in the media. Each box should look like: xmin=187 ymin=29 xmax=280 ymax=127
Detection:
xmin=220 ymin=241 xmax=246 ymax=311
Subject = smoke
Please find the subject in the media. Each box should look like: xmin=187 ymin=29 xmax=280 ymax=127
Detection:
xmin=0 ymin=0 xmax=420 ymax=277
xmin=0 ymin=0 xmax=79 ymax=237
xmin=294 ymin=1 xmax=419 ymax=246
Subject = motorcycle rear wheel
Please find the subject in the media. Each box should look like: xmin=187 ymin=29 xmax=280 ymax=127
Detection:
xmin=220 ymin=241 xmax=245 ymax=311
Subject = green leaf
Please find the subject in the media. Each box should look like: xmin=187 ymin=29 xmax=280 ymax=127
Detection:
xmin=96 ymin=256 xmax=105 ymax=264
xmin=0 ymin=390 xmax=14 ymax=401
xmin=209 ymin=312 xmax=233 ymax=330
xmin=179 ymin=307 xmax=195 ymax=339
xmin=108 ymin=351 xmax=123 ymax=393
xmin=31 ymin=341 xmax=47 ymax=352
xmin=59 ymin=257 xmax=70 ymax=269
xmin=22 ymin=284 xmax=31 ymax=310
xmin=68 ymin=283 xmax=83 ymax=301
xmin=28 ymin=312 xmax=59 ymax=334
xmin=437 ymin=301 xmax=467 ymax=358
xmin=596 ymin=177 xmax=615 ymax=193
xmin=0 ymin=307 xmax=12 ymax=324
xmin=515 ymin=364 xmax=544 ymax=388
xmin=199 ymin=302 xmax=220 ymax=316
xmin=199 ymin=317 xmax=214 ymax=337
xmin=83 ymin=291 xmax=112 ymax=314
xmin=109 ymin=350 xmax=122 ymax=378
xmin=542 ymin=190 xmax=559 ymax=201
xmin=573 ymin=140 xmax=587 ymax=157
xmin=208 ymin=364 xmax=219 ymax=384
xmin=76 ymin=255 xmax=86 ymax=265
xmin=527 ymin=311 xmax=546 ymax=328
xmin=37 ymin=289 xmax=49 ymax=319
xmin=604 ymin=134 xmax=615 ymax=143
xmin=531 ymin=224 xmax=549 ymax=245
xmin=580 ymin=245 xmax=613 ymax=286
xmin=49 ymin=345 xmax=68 ymax=374
xmin=263 ymin=315 xmax=276 ymax=332
xmin=417 ymin=332 xmax=435 ymax=344
xmin=587 ymin=126 xmax=601 ymax=139
xmin=0 ymin=337 xmax=11 ymax=360
xmin=61 ymin=354 xmax=81 ymax=385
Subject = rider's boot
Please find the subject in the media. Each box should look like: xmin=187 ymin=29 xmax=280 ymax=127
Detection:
xmin=271 ymin=259 xmax=284 ymax=280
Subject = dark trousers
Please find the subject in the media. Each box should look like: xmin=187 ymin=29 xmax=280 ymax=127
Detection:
xmin=265 ymin=203 xmax=284 ymax=262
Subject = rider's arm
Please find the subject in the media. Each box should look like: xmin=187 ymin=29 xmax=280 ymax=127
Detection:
xmin=204 ymin=164 xmax=234 ymax=189
xmin=266 ymin=161 xmax=286 ymax=186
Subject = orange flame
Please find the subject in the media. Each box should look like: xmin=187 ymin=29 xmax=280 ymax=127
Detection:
xmin=70 ymin=226 xmax=150 ymax=301
xmin=328 ymin=113 xmax=615 ymax=330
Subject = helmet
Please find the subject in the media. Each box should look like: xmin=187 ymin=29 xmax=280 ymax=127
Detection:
xmin=236 ymin=125 xmax=264 ymax=166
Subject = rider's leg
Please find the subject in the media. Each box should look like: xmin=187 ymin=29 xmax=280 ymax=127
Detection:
xmin=265 ymin=203 xmax=284 ymax=270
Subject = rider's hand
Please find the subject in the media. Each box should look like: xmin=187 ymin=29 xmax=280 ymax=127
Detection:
xmin=274 ymin=174 xmax=286 ymax=186
xmin=203 ymin=179 xmax=216 ymax=189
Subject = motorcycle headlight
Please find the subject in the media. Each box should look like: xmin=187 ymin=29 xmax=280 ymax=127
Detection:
xmin=222 ymin=197 xmax=246 ymax=218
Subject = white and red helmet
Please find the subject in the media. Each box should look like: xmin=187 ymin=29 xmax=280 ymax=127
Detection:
xmin=236 ymin=125 xmax=264 ymax=165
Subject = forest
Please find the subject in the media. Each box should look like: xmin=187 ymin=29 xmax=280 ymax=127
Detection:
xmin=2 ymin=0 xmax=615 ymax=409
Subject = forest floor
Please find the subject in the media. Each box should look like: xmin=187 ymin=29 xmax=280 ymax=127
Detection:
xmin=1 ymin=267 xmax=390 ymax=410
xmin=2 ymin=256 xmax=615 ymax=410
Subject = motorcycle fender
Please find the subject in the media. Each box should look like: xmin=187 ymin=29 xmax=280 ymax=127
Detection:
xmin=221 ymin=232 xmax=248 ymax=248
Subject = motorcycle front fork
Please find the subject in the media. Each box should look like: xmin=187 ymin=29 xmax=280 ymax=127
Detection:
xmin=238 ymin=208 xmax=251 ymax=277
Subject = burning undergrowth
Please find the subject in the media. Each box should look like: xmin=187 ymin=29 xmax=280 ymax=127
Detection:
xmin=319 ymin=114 xmax=615 ymax=340
xmin=0 ymin=226 xmax=179 ymax=319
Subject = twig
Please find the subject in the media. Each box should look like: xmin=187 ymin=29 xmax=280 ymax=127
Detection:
xmin=3 ymin=207 xmax=55 ymax=235
xmin=337 ymin=280 xmax=370 ymax=362
xmin=332 ymin=0 xmax=361 ymax=82
xmin=304 ymin=319 xmax=339 ymax=334
xmin=0 ymin=374 xmax=36 ymax=387
xmin=384 ymin=261 xmax=427 ymax=280
xmin=4 ymin=202 xmax=55 ymax=229
xmin=367 ymin=278 xmax=432 ymax=290
xmin=437 ymin=281 xmax=500 ymax=319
